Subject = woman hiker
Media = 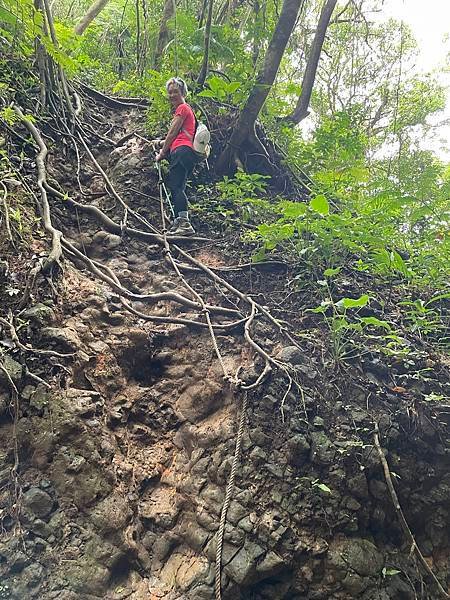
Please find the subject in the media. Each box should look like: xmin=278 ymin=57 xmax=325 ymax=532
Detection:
xmin=155 ymin=77 xmax=198 ymax=236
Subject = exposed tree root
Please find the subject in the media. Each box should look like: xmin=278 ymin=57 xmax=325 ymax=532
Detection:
xmin=18 ymin=265 xmax=41 ymax=311
xmin=77 ymin=81 xmax=149 ymax=108
xmin=0 ymin=314 xmax=74 ymax=359
xmin=46 ymin=183 xmax=210 ymax=243
xmin=13 ymin=104 xmax=302 ymax=406
xmin=12 ymin=105 xmax=63 ymax=275
xmin=8 ymin=105 xmax=310 ymax=600
xmin=0 ymin=181 xmax=14 ymax=246
xmin=156 ymin=179 xmax=241 ymax=384
xmin=119 ymin=299 xmax=247 ymax=331
xmin=10 ymin=115 xmax=234 ymax=325
xmin=173 ymin=244 xmax=301 ymax=348
xmin=69 ymin=245 xmax=248 ymax=332
xmin=60 ymin=236 xmax=240 ymax=317
xmin=0 ymin=361 xmax=22 ymax=535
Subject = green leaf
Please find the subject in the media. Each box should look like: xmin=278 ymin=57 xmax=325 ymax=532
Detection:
xmin=208 ymin=76 xmax=223 ymax=93
xmin=382 ymin=567 xmax=401 ymax=577
xmin=336 ymin=294 xmax=370 ymax=309
xmin=198 ymin=89 xmax=216 ymax=98
xmin=279 ymin=200 xmax=307 ymax=218
xmin=426 ymin=292 xmax=450 ymax=306
xmin=324 ymin=267 xmax=341 ymax=277
xmin=332 ymin=317 xmax=351 ymax=332
xmin=347 ymin=166 xmax=369 ymax=182
xmin=0 ymin=7 xmax=18 ymax=25
xmin=309 ymin=300 xmax=331 ymax=313
xmin=391 ymin=250 xmax=408 ymax=275
xmin=252 ymin=246 xmax=266 ymax=263
xmin=226 ymin=81 xmax=241 ymax=94
xmin=315 ymin=483 xmax=332 ymax=493
xmin=358 ymin=316 xmax=390 ymax=330
xmin=309 ymin=194 xmax=329 ymax=215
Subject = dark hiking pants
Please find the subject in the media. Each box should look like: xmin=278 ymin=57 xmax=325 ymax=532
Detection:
xmin=167 ymin=145 xmax=198 ymax=215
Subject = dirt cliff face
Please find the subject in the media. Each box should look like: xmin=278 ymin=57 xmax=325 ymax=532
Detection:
xmin=0 ymin=101 xmax=448 ymax=600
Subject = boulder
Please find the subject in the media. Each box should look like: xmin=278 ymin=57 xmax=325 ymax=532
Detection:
xmin=276 ymin=346 xmax=304 ymax=365
xmin=160 ymin=546 xmax=210 ymax=591
xmin=256 ymin=551 xmax=286 ymax=577
xmin=22 ymin=303 xmax=55 ymax=326
xmin=92 ymin=230 xmax=122 ymax=249
xmin=89 ymin=493 xmax=132 ymax=534
xmin=224 ymin=539 xmax=265 ymax=585
xmin=22 ymin=487 xmax=54 ymax=519
xmin=310 ymin=431 xmax=335 ymax=465
xmin=40 ymin=327 xmax=81 ymax=352
xmin=0 ymin=355 xmax=22 ymax=387
xmin=176 ymin=380 xmax=224 ymax=423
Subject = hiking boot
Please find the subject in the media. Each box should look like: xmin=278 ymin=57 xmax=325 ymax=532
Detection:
xmin=167 ymin=217 xmax=182 ymax=233
xmin=169 ymin=218 xmax=195 ymax=236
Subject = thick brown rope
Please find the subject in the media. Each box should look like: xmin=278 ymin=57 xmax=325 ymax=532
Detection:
xmin=214 ymin=390 xmax=248 ymax=600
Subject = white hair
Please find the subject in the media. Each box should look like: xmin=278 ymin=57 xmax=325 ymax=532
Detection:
xmin=165 ymin=77 xmax=188 ymax=97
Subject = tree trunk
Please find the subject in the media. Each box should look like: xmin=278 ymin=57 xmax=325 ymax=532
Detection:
xmin=34 ymin=0 xmax=49 ymax=108
xmin=41 ymin=0 xmax=74 ymax=117
xmin=198 ymin=0 xmax=208 ymax=27
xmin=153 ymin=0 xmax=175 ymax=69
xmin=285 ymin=0 xmax=337 ymax=124
xmin=252 ymin=0 xmax=260 ymax=68
xmin=197 ymin=0 xmax=214 ymax=87
xmin=216 ymin=0 xmax=303 ymax=173
xmin=74 ymin=0 xmax=111 ymax=35
xmin=135 ymin=0 xmax=141 ymax=73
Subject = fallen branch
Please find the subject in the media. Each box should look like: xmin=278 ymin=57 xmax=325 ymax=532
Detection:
xmin=373 ymin=423 xmax=449 ymax=599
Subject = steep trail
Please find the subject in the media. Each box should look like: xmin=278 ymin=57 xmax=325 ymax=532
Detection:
xmin=0 ymin=97 xmax=449 ymax=600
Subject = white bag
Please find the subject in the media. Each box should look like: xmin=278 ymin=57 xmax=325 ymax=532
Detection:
xmin=182 ymin=119 xmax=211 ymax=159
xmin=193 ymin=122 xmax=211 ymax=157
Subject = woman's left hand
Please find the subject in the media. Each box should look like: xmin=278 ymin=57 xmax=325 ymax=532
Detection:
xmin=155 ymin=151 xmax=165 ymax=162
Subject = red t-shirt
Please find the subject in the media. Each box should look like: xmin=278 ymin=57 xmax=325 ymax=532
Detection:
xmin=170 ymin=103 xmax=195 ymax=152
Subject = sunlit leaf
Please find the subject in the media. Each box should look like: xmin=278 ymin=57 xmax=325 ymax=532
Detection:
xmin=359 ymin=316 xmax=390 ymax=329
xmin=324 ymin=267 xmax=341 ymax=277
xmin=315 ymin=483 xmax=332 ymax=493
xmin=336 ymin=294 xmax=370 ymax=309
xmin=309 ymin=194 xmax=329 ymax=215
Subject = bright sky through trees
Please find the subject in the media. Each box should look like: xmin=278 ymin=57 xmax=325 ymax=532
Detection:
xmin=383 ymin=0 xmax=450 ymax=158
xmin=384 ymin=0 xmax=450 ymax=71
